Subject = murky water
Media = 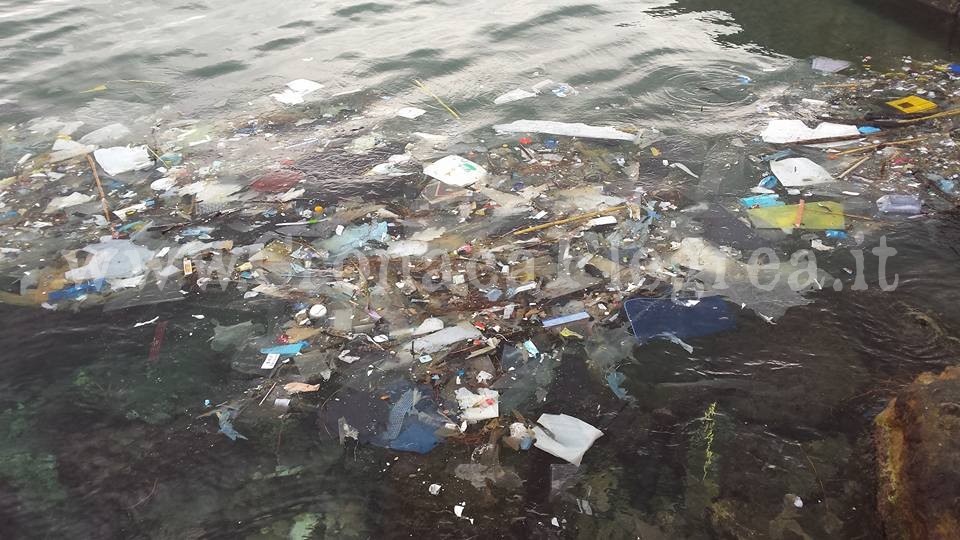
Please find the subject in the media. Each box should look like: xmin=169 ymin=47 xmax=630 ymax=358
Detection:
xmin=1 ymin=0 xmax=959 ymax=538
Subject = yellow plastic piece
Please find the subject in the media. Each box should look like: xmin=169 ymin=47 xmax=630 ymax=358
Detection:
xmin=886 ymin=95 xmax=937 ymax=114
xmin=748 ymin=201 xmax=845 ymax=230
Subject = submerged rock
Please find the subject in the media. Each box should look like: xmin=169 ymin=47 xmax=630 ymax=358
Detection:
xmin=875 ymin=366 xmax=960 ymax=540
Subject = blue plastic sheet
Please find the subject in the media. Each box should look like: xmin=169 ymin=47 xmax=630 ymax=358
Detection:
xmin=606 ymin=372 xmax=628 ymax=400
xmin=542 ymin=312 xmax=589 ymax=328
xmin=389 ymin=419 xmax=440 ymax=454
xmin=48 ymin=279 xmax=106 ymax=302
xmin=259 ymin=341 xmax=308 ymax=356
xmin=739 ymin=194 xmax=783 ymax=209
xmin=623 ymin=296 xmax=734 ymax=342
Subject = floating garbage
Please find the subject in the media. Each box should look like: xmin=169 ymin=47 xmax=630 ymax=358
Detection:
xmin=877 ymin=194 xmax=921 ymax=215
xmin=760 ymin=120 xmax=860 ymax=145
xmin=44 ymin=192 xmax=96 ymax=213
xmin=422 ymin=155 xmax=488 ymax=187
xmin=3 ymin=44 xmax=957 ymax=535
xmin=770 ymin=157 xmax=834 ymax=187
xmin=532 ymin=413 xmax=603 ymax=465
xmin=885 ymin=95 xmax=936 ymax=114
xmin=739 ymin=193 xmax=783 ymax=208
xmin=93 ymin=145 xmax=153 ymax=175
xmin=396 ymin=107 xmax=426 ymax=119
xmin=455 ymin=387 xmax=499 ymax=423
xmin=811 ymin=56 xmax=852 ymax=73
xmin=747 ymin=201 xmax=845 ymax=230
xmin=494 ymin=89 xmax=537 ymax=105
xmin=493 ymin=120 xmax=637 ymax=141
xmin=79 ymin=123 xmax=131 ymax=146
xmin=272 ymin=79 xmax=324 ymax=105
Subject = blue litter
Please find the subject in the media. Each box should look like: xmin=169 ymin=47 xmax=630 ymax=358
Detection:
xmin=522 ymin=340 xmax=540 ymax=358
xmin=389 ymin=419 xmax=440 ymax=454
xmin=0 ymin=210 xmax=20 ymax=222
xmin=486 ymin=288 xmax=503 ymax=301
xmin=319 ymin=221 xmax=389 ymax=258
xmin=623 ymin=296 xmax=734 ymax=342
xmin=48 ymin=279 xmax=106 ymax=302
xmin=180 ymin=226 xmax=215 ymax=237
xmin=757 ymin=175 xmax=778 ymax=189
xmin=103 ymin=179 xmax=126 ymax=191
xmin=736 ymin=75 xmax=752 ymax=84
xmin=159 ymin=152 xmax=183 ymax=167
xmin=606 ymin=372 xmax=628 ymax=400
xmin=217 ymin=409 xmax=248 ymax=441
xmin=761 ymin=149 xmax=793 ymax=162
xmin=857 ymin=126 xmax=881 ymax=135
xmin=542 ymin=311 xmax=589 ymax=328
xmin=925 ymin=172 xmax=956 ymax=194
xmin=949 ymin=63 xmax=960 ymax=74
xmin=543 ymin=138 xmax=559 ymax=150
xmin=259 ymin=341 xmax=307 ymax=356
xmin=825 ymin=230 xmax=848 ymax=239
xmin=739 ymin=194 xmax=783 ymax=209
xmin=511 ymin=182 xmax=525 ymax=192
xmin=117 ymin=220 xmax=143 ymax=233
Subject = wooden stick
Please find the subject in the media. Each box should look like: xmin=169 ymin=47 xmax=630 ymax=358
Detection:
xmin=827 ymin=136 xmax=927 ymax=159
xmin=838 ymin=155 xmax=871 ymax=179
xmin=794 ymin=199 xmax=806 ymax=228
xmin=85 ymin=153 xmax=112 ymax=223
xmin=889 ymin=106 xmax=960 ymax=125
xmin=258 ymin=381 xmax=278 ymax=407
xmin=513 ymin=205 xmax=627 ymax=235
xmin=779 ymin=133 xmax=868 ymax=146
xmin=413 ymin=79 xmax=461 ymax=120
xmin=814 ymin=82 xmax=864 ymax=89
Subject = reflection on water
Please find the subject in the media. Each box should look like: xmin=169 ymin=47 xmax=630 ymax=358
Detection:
xmin=1 ymin=0 xmax=959 ymax=537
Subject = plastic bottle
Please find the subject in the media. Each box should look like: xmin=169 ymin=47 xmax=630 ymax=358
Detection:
xmin=876 ymin=194 xmax=921 ymax=215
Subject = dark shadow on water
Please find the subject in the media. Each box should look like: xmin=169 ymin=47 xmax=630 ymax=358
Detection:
xmin=659 ymin=0 xmax=959 ymax=60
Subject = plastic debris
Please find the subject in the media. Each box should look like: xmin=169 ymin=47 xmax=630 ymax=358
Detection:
xmin=396 ymin=107 xmax=426 ymax=119
xmin=532 ymin=413 xmax=603 ymax=465
xmin=423 ymin=155 xmax=488 ymax=187
xmin=770 ymin=157 xmax=834 ymax=187
xmin=65 ymin=239 xmax=154 ymax=281
xmin=272 ymin=79 xmax=324 ymax=105
xmin=877 ymin=194 xmax=921 ymax=214
xmin=759 ymin=120 xmax=860 ymax=144
xmin=260 ymin=341 xmax=308 ymax=356
xmin=542 ymin=312 xmax=589 ymax=328
xmin=494 ymin=88 xmax=537 ymax=104
xmin=886 ymin=95 xmax=936 ymax=114
xmin=739 ymin=194 xmax=783 ymax=208
xmin=455 ymin=387 xmax=499 ymax=423
xmin=93 ymin=145 xmax=153 ymax=175
xmin=606 ymin=371 xmax=628 ymax=400
xmin=493 ymin=120 xmax=637 ymax=141
xmin=811 ymin=56 xmax=852 ymax=73
xmin=411 ymin=323 xmax=483 ymax=355
xmin=79 ymin=123 xmax=132 ymax=145
xmin=748 ymin=201 xmax=845 ymax=230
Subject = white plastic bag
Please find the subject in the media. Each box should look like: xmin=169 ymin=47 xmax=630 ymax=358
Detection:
xmin=532 ymin=413 xmax=603 ymax=465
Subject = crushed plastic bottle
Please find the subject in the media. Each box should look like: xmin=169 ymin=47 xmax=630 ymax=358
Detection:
xmin=876 ymin=194 xmax=921 ymax=215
